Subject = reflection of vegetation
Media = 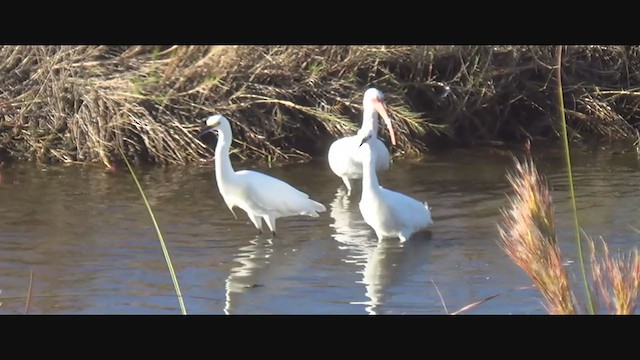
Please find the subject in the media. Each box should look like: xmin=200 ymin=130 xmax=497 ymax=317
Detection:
xmin=2 ymin=45 xmax=640 ymax=166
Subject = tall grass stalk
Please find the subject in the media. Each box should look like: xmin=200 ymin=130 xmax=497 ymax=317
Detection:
xmin=556 ymin=45 xmax=595 ymax=314
xmin=120 ymin=149 xmax=187 ymax=315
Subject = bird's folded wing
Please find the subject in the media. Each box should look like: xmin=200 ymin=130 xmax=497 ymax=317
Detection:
xmin=244 ymin=172 xmax=310 ymax=212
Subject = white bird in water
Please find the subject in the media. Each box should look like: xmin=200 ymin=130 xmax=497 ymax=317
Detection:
xmin=327 ymin=88 xmax=397 ymax=195
xmin=199 ymin=114 xmax=327 ymax=236
xmin=358 ymin=131 xmax=433 ymax=242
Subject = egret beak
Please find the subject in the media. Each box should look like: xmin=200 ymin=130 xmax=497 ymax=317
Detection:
xmin=198 ymin=126 xmax=214 ymax=138
xmin=372 ymin=98 xmax=396 ymax=146
xmin=359 ymin=134 xmax=372 ymax=147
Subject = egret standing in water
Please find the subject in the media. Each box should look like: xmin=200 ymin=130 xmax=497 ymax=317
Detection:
xmin=327 ymin=88 xmax=397 ymax=195
xmin=199 ymin=115 xmax=327 ymax=236
xmin=358 ymin=131 xmax=433 ymax=242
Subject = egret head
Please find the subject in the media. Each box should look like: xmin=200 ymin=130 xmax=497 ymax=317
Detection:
xmin=198 ymin=114 xmax=228 ymax=137
xmin=358 ymin=129 xmax=375 ymax=148
xmin=362 ymin=88 xmax=396 ymax=146
xmin=357 ymin=130 xmax=376 ymax=163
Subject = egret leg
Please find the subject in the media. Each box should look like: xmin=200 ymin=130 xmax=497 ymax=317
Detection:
xmin=226 ymin=204 xmax=238 ymax=220
xmin=263 ymin=215 xmax=277 ymax=237
xmin=247 ymin=213 xmax=263 ymax=233
xmin=341 ymin=176 xmax=352 ymax=196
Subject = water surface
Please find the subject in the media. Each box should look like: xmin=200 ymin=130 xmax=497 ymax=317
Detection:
xmin=1 ymin=146 xmax=639 ymax=314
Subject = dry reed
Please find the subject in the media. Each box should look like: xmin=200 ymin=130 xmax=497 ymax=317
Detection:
xmin=1 ymin=45 xmax=640 ymax=166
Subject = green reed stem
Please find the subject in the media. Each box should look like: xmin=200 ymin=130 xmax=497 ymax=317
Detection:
xmin=556 ymin=45 xmax=595 ymax=314
xmin=119 ymin=149 xmax=187 ymax=315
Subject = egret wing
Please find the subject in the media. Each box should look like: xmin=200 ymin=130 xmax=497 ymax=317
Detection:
xmin=238 ymin=170 xmax=316 ymax=215
xmin=379 ymin=187 xmax=432 ymax=229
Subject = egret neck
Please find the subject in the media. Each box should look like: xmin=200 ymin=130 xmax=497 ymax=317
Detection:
xmin=361 ymin=146 xmax=381 ymax=195
xmin=214 ymin=122 xmax=236 ymax=185
xmin=359 ymin=107 xmax=379 ymax=137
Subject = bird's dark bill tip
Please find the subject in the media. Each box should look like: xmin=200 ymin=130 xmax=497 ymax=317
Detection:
xmin=359 ymin=135 xmax=372 ymax=147
xmin=197 ymin=126 xmax=213 ymax=138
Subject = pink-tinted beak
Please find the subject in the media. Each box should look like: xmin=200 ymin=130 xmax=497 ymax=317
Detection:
xmin=372 ymin=98 xmax=397 ymax=146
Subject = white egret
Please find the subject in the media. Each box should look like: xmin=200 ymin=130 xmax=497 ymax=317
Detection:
xmin=358 ymin=132 xmax=433 ymax=242
xmin=199 ymin=114 xmax=327 ymax=235
xmin=327 ymin=88 xmax=397 ymax=195
xmin=329 ymin=187 xmax=433 ymax=314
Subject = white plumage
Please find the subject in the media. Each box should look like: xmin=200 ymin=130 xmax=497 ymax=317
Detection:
xmin=328 ymin=88 xmax=397 ymax=195
xmin=200 ymin=114 xmax=327 ymax=235
xmin=358 ymin=132 xmax=433 ymax=242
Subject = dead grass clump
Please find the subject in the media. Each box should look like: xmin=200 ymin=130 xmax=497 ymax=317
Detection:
xmin=2 ymin=45 xmax=640 ymax=165
xmin=0 ymin=46 xmax=213 ymax=166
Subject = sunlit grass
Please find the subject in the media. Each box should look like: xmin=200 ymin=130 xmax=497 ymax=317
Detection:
xmin=497 ymin=152 xmax=577 ymax=314
xmin=589 ymin=235 xmax=640 ymax=314
xmin=498 ymin=151 xmax=640 ymax=314
xmin=495 ymin=46 xmax=640 ymax=315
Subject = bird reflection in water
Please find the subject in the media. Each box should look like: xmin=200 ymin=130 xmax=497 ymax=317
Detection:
xmin=329 ymin=186 xmax=432 ymax=315
xmin=223 ymin=237 xmax=273 ymax=315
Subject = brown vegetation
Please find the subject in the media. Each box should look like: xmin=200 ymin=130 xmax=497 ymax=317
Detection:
xmin=498 ymin=151 xmax=640 ymax=314
xmin=1 ymin=45 xmax=640 ymax=166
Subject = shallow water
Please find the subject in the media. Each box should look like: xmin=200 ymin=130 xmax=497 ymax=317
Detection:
xmin=0 ymin=146 xmax=639 ymax=314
